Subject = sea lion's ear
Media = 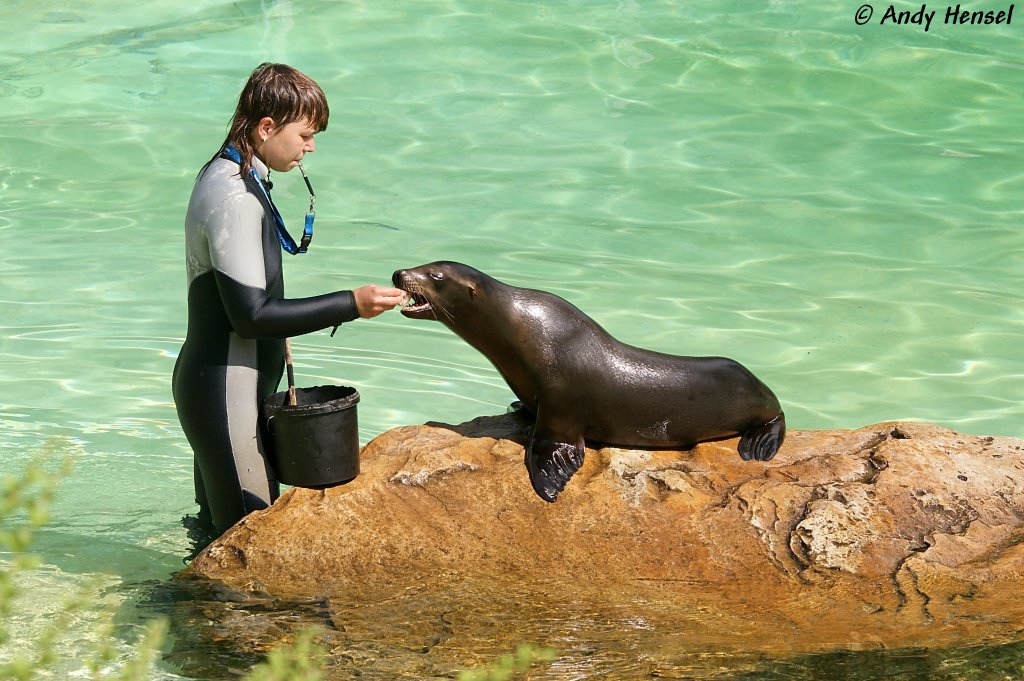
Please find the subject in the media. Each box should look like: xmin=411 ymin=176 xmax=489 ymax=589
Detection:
xmin=468 ymin=285 xmax=477 ymax=299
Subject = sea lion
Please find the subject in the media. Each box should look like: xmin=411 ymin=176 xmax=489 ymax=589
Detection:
xmin=393 ymin=262 xmax=786 ymax=502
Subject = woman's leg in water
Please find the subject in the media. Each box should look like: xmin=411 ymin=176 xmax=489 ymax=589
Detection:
xmin=174 ymin=358 xmax=278 ymax=534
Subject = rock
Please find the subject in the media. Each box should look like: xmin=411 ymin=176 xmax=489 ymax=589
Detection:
xmin=184 ymin=413 xmax=1024 ymax=653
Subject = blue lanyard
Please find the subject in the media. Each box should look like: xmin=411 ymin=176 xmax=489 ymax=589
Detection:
xmin=221 ymin=144 xmax=313 ymax=254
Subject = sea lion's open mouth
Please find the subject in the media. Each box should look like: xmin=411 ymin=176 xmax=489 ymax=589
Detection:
xmin=401 ymin=291 xmax=432 ymax=315
xmin=393 ymin=270 xmax=435 ymax=318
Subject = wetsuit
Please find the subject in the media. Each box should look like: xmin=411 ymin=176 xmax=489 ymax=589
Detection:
xmin=172 ymin=151 xmax=358 ymax=533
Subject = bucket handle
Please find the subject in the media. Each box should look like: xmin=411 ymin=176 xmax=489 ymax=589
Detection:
xmin=285 ymin=337 xmax=297 ymax=407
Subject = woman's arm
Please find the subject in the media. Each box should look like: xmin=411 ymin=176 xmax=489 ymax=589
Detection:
xmin=214 ymin=273 xmax=358 ymax=339
xmin=205 ymin=192 xmax=360 ymax=338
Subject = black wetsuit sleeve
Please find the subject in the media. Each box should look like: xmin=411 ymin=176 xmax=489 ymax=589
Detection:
xmin=215 ymin=271 xmax=360 ymax=339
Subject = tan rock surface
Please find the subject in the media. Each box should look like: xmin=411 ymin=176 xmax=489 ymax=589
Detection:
xmin=185 ymin=413 xmax=1024 ymax=652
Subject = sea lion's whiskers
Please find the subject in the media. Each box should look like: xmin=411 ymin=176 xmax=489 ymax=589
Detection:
xmin=434 ymin=300 xmax=455 ymax=323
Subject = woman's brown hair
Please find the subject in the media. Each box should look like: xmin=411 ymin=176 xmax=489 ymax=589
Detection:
xmin=203 ymin=63 xmax=329 ymax=178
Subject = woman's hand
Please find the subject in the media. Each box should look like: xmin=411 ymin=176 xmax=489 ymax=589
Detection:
xmin=353 ymin=285 xmax=408 ymax=319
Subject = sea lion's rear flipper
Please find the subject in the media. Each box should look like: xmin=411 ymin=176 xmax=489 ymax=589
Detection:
xmin=738 ymin=412 xmax=786 ymax=462
xmin=525 ymin=433 xmax=585 ymax=503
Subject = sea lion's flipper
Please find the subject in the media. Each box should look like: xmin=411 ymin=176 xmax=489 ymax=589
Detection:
xmin=525 ymin=433 xmax=585 ymax=503
xmin=738 ymin=412 xmax=786 ymax=462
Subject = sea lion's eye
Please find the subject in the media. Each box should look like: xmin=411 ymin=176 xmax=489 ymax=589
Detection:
xmin=429 ymin=272 xmax=444 ymax=281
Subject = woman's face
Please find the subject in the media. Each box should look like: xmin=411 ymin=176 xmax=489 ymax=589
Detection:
xmin=254 ymin=118 xmax=317 ymax=173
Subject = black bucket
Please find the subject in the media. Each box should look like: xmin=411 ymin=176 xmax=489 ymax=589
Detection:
xmin=261 ymin=385 xmax=360 ymax=488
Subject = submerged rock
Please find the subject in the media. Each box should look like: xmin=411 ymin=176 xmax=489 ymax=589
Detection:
xmin=184 ymin=413 xmax=1024 ymax=653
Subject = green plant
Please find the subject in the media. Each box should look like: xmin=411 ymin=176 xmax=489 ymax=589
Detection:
xmin=0 ymin=447 xmax=166 ymax=681
xmin=244 ymin=627 xmax=328 ymax=681
xmin=1 ymin=450 xmax=74 ymax=680
xmin=456 ymin=643 xmax=558 ymax=681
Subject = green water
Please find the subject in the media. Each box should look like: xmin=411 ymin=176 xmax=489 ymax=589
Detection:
xmin=0 ymin=0 xmax=1021 ymax=677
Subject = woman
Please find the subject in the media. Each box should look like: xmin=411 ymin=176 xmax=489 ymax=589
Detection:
xmin=172 ymin=63 xmax=406 ymax=537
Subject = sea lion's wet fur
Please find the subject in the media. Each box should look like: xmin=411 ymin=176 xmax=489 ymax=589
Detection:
xmin=394 ymin=262 xmax=786 ymax=502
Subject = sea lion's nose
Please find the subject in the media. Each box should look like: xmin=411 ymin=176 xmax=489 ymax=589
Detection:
xmin=392 ymin=270 xmax=405 ymax=287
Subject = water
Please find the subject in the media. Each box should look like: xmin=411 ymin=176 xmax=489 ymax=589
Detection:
xmin=0 ymin=0 xmax=1021 ymax=677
